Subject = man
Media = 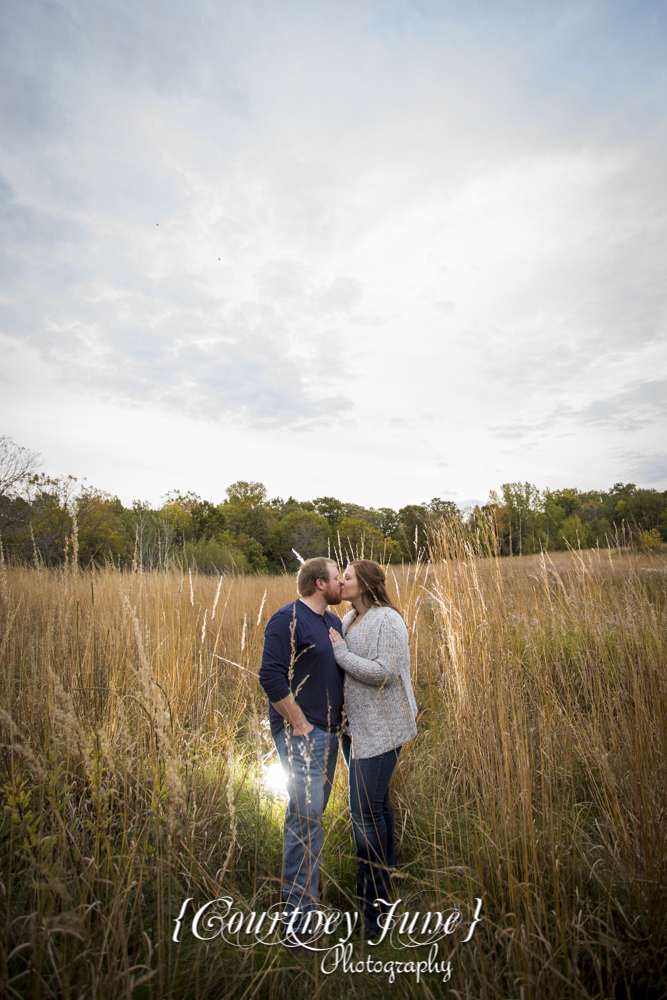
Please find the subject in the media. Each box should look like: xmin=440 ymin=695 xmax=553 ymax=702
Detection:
xmin=259 ymin=557 xmax=344 ymax=934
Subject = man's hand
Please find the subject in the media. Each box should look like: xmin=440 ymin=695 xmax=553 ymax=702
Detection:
xmin=270 ymin=694 xmax=314 ymax=735
xmin=290 ymin=721 xmax=314 ymax=736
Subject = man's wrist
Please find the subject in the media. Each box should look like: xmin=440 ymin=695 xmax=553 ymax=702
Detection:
xmin=290 ymin=720 xmax=314 ymax=736
xmin=271 ymin=695 xmax=312 ymax=733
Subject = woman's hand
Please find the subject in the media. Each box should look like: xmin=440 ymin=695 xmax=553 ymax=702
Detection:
xmin=329 ymin=627 xmax=344 ymax=645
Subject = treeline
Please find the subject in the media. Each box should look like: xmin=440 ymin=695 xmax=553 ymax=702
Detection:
xmin=0 ymin=473 xmax=460 ymax=572
xmin=0 ymin=439 xmax=665 ymax=572
xmin=487 ymin=481 xmax=667 ymax=556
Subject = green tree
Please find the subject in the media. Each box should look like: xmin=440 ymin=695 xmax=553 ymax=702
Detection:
xmin=223 ymin=491 xmax=276 ymax=554
xmin=425 ymin=498 xmax=461 ymax=519
xmin=491 ymin=483 xmax=543 ymax=555
xmin=162 ymin=491 xmax=227 ymax=541
xmin=0 ymin=493 xmax=33 ymax=561
xmin=374 ymin=507 xmax=400 ymax=537
xmin=269 ymin=496 xmax=316 ymax=519
xmin=626 ymin=488 xmax=667 ymax=530
xmin=395 ymin=505 xmax=430 ymax=560
xmin=559 ymin=515 xmax=590 ymax=549
xmin=24 ymin=475 xmax=80 ymax=566
xmin=659 ymin=508 xmax=667 ymax=541
xmin=238 ymin=536 xmax=268 ymax=573
xmin=548 ymin=488 xmax=581 ymax=518
xmin=274 ymin=510 xmax=331 ymax=566
xmin=225 ymin=481 xmax=268 ymax=505
xmin=123 ymin=501 xmax=164 ymax=570
xmin=75 ymin=489 xmax=129 ymax=566
xmin=335 ymin=516 xmax=400 ymax=562
xmin=183 ymin=537 xmax=249 ymax=574
xmin=312 ymin=497 xmax=383 ymax=532
xmin=587 ymin=517 xmax=614 ymax=546
xmin=312 ymin=496 xmax=347 ymax=529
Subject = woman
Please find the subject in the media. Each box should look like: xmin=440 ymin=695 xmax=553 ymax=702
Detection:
xmin=329 ymin=560 xmax=418 ymax=938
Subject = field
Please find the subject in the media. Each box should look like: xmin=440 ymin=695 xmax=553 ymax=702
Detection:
xmin=1 ymin=529 xmax=666 ymax=1000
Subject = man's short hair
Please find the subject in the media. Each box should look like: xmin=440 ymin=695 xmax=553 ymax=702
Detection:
xmin=297 ymin=557 xmax=336 ymax=596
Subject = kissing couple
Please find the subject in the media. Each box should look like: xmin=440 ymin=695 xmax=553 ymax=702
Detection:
xmin=258 ymin=556 xmax=418 ymax=951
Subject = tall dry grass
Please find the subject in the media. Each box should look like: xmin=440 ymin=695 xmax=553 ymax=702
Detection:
xmin=0 ymin=527 xmax=666 ymax=999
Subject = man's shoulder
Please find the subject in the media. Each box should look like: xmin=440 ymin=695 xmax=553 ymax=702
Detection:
xmin=270 ymin=601 xmax=298 ymax=618
xmin=265 ymin=601 xmax=298 ymax=629
xmin=265 ymin=600 xmax=325 ymax=628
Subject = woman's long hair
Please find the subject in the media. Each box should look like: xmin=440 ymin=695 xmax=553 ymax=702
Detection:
xmin=350 ymin=560 xmax=401 ymax=613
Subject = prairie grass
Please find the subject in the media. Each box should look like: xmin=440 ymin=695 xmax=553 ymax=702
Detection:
xmin=0 ymin=528 xmax=666 ymax=999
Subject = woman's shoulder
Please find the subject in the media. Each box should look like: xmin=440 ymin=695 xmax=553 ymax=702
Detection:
xmin=375 ymin=605 xmax=405 ymax=623
xmin=377 ymin=606 xmax=408 ymax=639
xmin=368 ymin=605 xmax=407 ymax=632
xmin=345 ymin=605 xmax=406 ymax=633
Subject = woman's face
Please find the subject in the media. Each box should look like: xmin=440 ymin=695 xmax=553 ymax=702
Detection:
xmin=340 ymin=564 xmax=362 ymax=603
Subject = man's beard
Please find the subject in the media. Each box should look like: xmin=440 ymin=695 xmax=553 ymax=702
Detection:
xmin=323 ymin=583 xmax=342 ymax=605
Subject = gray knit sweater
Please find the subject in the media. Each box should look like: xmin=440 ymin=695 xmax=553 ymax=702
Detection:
xmin=332 ymin=606 xmax=418 ymax=759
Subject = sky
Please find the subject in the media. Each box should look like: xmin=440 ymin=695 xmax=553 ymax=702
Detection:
xmin=1 ymin=0 xmax=666 ymax=510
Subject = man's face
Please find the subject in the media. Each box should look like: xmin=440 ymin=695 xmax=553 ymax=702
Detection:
xmin=320 ymin=563 xmax=342 ymax=605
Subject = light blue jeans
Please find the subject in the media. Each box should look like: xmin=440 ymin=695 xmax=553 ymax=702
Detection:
xmin=273 ymin=724 xmax=339 ymax=919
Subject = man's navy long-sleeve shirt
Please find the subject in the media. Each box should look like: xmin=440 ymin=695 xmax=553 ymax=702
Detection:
xmin=259 ymin=600 xmax=344 ymax=736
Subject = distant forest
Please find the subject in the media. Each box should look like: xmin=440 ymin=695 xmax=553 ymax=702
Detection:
xmin=1 ymin=437 xmax=665 ymax=572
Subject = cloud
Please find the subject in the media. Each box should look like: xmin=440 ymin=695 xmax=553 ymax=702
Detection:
xmin=34 ymin=294 xmax=354 ymax=425
xmin=628 ymin=452 xmax=667 ymax=487
xmin=1 ymin=0 xmax=667 ymax=499
xmin=579 ymin=379 xmax=667 ymax=431
xmin=490 ymin=377 xmax=667 ymax=441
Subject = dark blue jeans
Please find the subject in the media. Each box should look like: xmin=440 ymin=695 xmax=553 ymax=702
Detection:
xmin=342 ymin=736 xmax=402 ymax=934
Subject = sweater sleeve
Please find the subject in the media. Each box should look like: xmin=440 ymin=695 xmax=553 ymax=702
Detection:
xmin=332 ymin=613 xmax=408 ymax=687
